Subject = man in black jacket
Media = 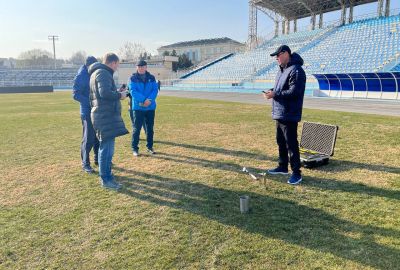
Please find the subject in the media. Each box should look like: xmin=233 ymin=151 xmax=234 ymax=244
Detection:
xmin=264 ymin=45 xmax=306 ymax=185
xmin=89 ymin=53 xmax=129 ymax=190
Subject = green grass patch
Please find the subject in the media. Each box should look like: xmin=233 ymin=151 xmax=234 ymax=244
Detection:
xmin=0 ymin=92 xmax=399 ymax=269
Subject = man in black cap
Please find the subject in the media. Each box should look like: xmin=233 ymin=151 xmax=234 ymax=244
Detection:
xmin=72 ymin=56 xmax=99 ymax=173
xmin=128 ymin=60 xmax=159 ymax=157
xmin=264 ymin=45 xmax=306 ymax=185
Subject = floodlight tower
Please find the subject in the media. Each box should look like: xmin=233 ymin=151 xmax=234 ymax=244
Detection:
xmin=248 ymin=0 xmax=258 ymax=50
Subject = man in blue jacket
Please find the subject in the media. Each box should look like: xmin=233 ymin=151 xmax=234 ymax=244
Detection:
xmin=72 ymin=56 xmax=98 ymax=173
xmin=128 ymin=60 xmax=159 ymax=157
xmin=264 ymin=45 xmax=306 ymax=185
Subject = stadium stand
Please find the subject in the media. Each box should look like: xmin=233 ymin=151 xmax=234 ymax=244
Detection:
xmin=2 ymin=1 xmax=399 ymax=100
xmin=0 ymin=68 xmax=76 ymax=88
xmin=176 ymin=28 xmax=328 ymax=83
xmin=392 ymin=63 xmax=400 ymax=71
xmin=172 ymin=13 xmax=400 ymax=99
xmin=299 ymin=15 xmax=400 ymax=74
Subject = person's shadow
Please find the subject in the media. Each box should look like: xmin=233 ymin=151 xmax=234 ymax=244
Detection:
xmin=153 ymin=140 xmax=273 ymax=161
xmin=140 ymin=151 xmax=400 ymax=201
xmin=114 ymin=167 xmax=400 ymax=269
xmin=154 ymin=140 xmax=400 ymax=175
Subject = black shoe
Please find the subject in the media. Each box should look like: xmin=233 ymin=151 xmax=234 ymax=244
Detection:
xmin=83 ymin=165 xmax=95 ymax=174
xmin=147 ymin=148 xmax=156 ymax=155
xmin=267 ymin=167 xmax=289 ymax=175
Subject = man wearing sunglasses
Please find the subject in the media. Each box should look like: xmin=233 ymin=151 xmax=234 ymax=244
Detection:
xmin=263 ymin=45 xmax=306 ymax=185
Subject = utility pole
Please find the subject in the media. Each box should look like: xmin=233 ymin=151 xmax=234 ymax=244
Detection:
xmin=48 ymin=35 xmax=59 ymax=69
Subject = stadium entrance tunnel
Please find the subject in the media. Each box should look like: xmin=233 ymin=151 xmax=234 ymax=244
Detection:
xmin=313 ymin=72 xmax=400 ymax=99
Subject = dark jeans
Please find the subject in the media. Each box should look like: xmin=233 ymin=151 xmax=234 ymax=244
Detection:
xmin=276 ymin=120 xmax=301 ymax=175
xmin=131 ymin=110 xmax=155 ymax=151
xmin=129 ymin=109 xmax=147 ymax=134
xmin=81 ymin=114 xmax=99 ymax=167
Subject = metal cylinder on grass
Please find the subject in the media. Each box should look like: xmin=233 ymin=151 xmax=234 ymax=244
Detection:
xmin=240 ymin=195 xmax=250 ymax=214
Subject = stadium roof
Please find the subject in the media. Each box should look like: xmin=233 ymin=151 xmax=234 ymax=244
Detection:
xmin=158 ymin=37 xmax=244 ymax=50
xmin=253 ymin=0 xmax=378 ymax=20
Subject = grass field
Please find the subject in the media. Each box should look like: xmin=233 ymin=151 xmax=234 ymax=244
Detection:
xmin=0 ymin=92 xmax=399 ymax=269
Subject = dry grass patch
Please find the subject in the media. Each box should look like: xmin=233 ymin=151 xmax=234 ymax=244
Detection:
xmin=0 ymin=92 xmax=399 ymax=269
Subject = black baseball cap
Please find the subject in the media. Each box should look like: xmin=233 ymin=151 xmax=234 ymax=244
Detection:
xmin=136 ymin=60 xmax=147 ymax=66
xmin=270 ymin=45 xmax=291 ymax=57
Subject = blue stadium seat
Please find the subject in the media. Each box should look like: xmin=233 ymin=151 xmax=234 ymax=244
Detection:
xmin=175 ymin=14 xmax=400 ymax=94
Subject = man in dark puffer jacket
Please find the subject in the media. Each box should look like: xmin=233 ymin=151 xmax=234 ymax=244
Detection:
xmin=264 ymin=45 xmax=306 ymax=185
xmin=89 ymin=53 xmax=129 ymax=190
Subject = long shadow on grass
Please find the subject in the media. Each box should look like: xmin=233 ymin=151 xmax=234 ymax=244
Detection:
xmin=153 ymin=140 xmax=400 ymax=175
xmin=149 ymin=151 xmax=261 ymax=175
xmin=148 ymin=152 xmax=400 ymax=201
xmin=115 ymin=168 xmax=400 ymax=269
xmin=318 ymin=159 xmax=400 ymax=175
xmin=265 ymin=174 xmax=400 ymax=201
xmin=153 ymin=140 xmax=273 ymax=161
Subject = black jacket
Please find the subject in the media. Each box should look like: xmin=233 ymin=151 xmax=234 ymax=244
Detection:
xmin=89 ymin=63 xmax=129 ymax=141
xmin=272 ymin=53 xmax=306 ymax=122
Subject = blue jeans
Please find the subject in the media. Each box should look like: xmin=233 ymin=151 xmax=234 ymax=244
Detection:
xmin=98 ymin=137 xmax=115 ymax=182
xmin=131 ymin=110 xmax=155 ymax=151
xmin=81 ymin=114 xmax=99 ymax=167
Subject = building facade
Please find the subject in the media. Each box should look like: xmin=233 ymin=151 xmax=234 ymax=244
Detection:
xmin=157 ymin=37 xmax=245 ymax=64
xmin=116 ymin=55 xmax=179 ymax=83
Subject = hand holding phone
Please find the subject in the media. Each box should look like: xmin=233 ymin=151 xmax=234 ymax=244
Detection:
xmin=261 ymin=88 xmax=273 ymax=94
xmin=118 ymin=84 xmax=127 ymax=92
xmin=262 ymin=88 xmax=274 ymax=99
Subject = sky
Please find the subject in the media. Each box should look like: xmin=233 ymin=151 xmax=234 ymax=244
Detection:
xmin=0 ymin=0 xmax=399 ymax=59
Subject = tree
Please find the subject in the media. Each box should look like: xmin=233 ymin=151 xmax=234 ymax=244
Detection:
xmin=18 ymin=49 xmax=52 ymax=60
xmin=69 ymin=51 xmax=87 ymax=65
xmin=177 ymin=53 xmax=193 ymax=70
xmin=17 ymin=49 xmax=53 ymax=68
xmin=118 ymin=41 xmax=147 ymax=61
xmin=162 ymin=51 xmax=170 ymax=56
xmin=171 ymin=50 xmax=177 ymax=56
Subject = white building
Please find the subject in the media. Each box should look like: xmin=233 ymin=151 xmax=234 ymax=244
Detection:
xmin=157 ymin=37 xmax=245 ymax=64
xmin=116 ymin=55 xmax=179 ymax=83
